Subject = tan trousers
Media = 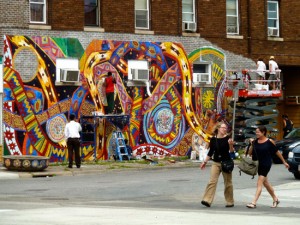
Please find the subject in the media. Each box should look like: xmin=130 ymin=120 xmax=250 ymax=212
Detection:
xmin=202 ymin=162 xmax=234 ymax=205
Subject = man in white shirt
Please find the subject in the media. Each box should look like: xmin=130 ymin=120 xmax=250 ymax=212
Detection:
xmin=64 ymin=114 xmax=82 ymax=168
xmin=256 ymin=58 xmax=266 ymax=81
xmin=268 ymin=56 xmax=279 ymax=90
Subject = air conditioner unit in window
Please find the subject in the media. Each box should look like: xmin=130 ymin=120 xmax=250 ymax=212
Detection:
xmin=193 ymin=73 xmax=210 ymax=83
xmin=285 ymin=96 xmax=300 ymax=105
xmin=182 ymin=22 xmax=197 ymax=32
xmin=227 ymin=25 xmax=238 ymax=34
xmin=268 ymin=28 xmax=279 ymax=37
xmin=60 ymin=69 xmax=80 ymax=82
xmin=131 ymin=69 xmax=149 ymax=81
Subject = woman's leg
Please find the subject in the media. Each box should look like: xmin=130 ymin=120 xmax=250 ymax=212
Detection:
xmin=263 ymin=177 xmax=277 ymax=201
xmin=251 ymin=175 xmax=266 ymax=205
xmin=202 ymin=162 xmax=221 ymax=205
xmin=222 ymin=171 xmax=234 ymax=205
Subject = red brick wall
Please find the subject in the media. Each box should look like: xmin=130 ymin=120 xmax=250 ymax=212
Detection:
xmin=198 ymin=0 xmax=226 ymax=37
xmin=49 ymin=0 xmax=84 ymax=31
xmin=198 ymin=0 xmax=300 ymax=65
xmin=2 ymin=0 xmax=299 ymax=66
xmin=101 ymin=0 xmax=135 ymax=33
xmin=151 ymin=0 xmax=180 ymax=35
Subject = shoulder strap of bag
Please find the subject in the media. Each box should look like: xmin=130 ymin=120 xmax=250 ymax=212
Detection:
xmin=252 ymin=139 xmax=258 ymax=159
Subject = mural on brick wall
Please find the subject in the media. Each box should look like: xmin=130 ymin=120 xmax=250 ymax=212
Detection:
xmin=3 ymin=35 xmax=227 ymax=162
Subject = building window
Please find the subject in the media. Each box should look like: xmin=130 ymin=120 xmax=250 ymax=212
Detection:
xmin=182 ymin=0 xmax=195 ymax=23
xmin=85 ymin=0 xmax=99 ymax=26
xmin=182 ymin=0 xmax=196 ymax=32
xmin=30 ymin=0 xmax=46 ymax=24
xmin=135 ymin=0 xmax=149 ymax=29
xmin=226 ymin=0 xmax=239 ymax=34
xmin=267 ymin=1 xmax=279 ymax=37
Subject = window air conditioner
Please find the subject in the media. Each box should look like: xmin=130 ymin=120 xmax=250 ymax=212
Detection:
xmin=193 ymin=73 xmax=210 ymax=83
xmin=182 ymin=22 xmax=197 ymax=32
xmin=227 ymin=25 xmax=238 ymax=34
xmin=286 ymin=96 xmax=300 ymax=105
xmin=131 ymin=69 xmax=149 ymax=81
xmin=268 ymin=28 xmax=279 ymax=37
xmin=60 ymin=69 xmax=80 ymax=82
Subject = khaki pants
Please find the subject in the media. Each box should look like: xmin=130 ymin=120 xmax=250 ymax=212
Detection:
xmin=202 ymin=162 xmax=234 ymax=205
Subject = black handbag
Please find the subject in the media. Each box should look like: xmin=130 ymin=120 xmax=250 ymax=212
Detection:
xmin=215 ymin=138 xmax=234 ymax=173
xmin=221 ymin=159 xmax=234 ymax=173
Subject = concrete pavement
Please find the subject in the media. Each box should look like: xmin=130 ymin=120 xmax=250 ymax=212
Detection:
xmin=1 ymin=205 xmax=299 ymax=225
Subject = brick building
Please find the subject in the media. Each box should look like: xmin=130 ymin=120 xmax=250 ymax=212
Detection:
xmin=0 ymin=0 xmax=300 ymax=136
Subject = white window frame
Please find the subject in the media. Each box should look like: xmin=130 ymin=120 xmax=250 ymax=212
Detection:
xmin=182 ymin=0 xmax=196 ymax=23
xmin=127 ymin=60 xmax=149 ymax=81
xmin=267 ymin=0 xmax=279 ymax=37
xmin=55 ymin=58 xmax=80 ymax=85
xmin=135 ymin=0 xmax=150 ymax=29
xmin=30 ymin=0 xmax=46 ymax=24
xmin=192 ymin=62 xmax=212 ymax=85
xmin=84 ymin=0 xmax=100 ymax=26
xmin=226 ymin=0 xmax=239 ymax=35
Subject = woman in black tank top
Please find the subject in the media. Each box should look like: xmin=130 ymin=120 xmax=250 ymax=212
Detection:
xmin=246 ymin=126 xmax=289 ymax=209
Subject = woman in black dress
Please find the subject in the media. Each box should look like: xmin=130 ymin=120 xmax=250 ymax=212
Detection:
xmin=246 ymin=126 xmax=289 ymax=208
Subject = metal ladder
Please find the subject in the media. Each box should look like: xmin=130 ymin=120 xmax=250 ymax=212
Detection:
xmin=113 ymin=131 xmax=130 ymax=161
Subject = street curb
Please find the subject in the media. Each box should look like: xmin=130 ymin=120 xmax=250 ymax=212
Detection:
xmin=0 ymin=160 xmax=244 ymax=179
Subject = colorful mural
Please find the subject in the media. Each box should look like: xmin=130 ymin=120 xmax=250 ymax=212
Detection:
xmin=3 ymin=35 xmax=227 ymax=162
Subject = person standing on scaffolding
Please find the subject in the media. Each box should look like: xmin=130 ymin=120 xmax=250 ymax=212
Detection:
xmin=268 ymin=56 xmax=279 ymax=90
xmin=103 ymin=71 xmax=116 ymax=114
xmin=256 ymin=58 xmax=266 ymax=84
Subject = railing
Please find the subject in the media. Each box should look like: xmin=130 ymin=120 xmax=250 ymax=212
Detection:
xmin=225 ymin=69 xmax=282 ymax=92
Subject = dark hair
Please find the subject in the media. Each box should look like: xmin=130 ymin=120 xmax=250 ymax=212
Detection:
xmin=107 ymin=71 xmax=112 ymax=76
xmin=258 ymin=58 xmax=263 ymax=61
xmin=124 ymin=139 xmax=128 ymax=144
xmin=69 ymin=114 xmax=76 ymax=120
xmin=282 ymin=114 xmax=288 ymax=119
xmin=257 ymin=125 xmax=267 ymax=136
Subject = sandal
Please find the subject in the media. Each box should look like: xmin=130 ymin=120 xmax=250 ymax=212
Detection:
xmin=271 ymin=199 xmax=280 ymax=208
xmin=246 ymin=203 xmax=256 ymax=209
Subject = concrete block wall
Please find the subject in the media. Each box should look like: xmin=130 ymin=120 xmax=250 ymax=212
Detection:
xmin=0 ymin=0 xmax=29 ymax=28
xmin=1 ymin=28 xmax=256 ymax=71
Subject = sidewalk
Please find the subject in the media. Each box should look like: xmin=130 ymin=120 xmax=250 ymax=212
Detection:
xmin=0 ymin=159 xmax=203 ymax=180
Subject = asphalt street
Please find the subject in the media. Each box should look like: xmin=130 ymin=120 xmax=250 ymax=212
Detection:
xmin=0 ymin=162 xmax=299 ymax=225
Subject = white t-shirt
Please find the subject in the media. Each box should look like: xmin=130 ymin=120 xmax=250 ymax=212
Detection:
xmin=269 ymin=60 xmax=278 ymax=75
xmin=64 ymin=120 xmax=82 ymax=139
xmin=257 ymin=61 xmax=266 ymax=77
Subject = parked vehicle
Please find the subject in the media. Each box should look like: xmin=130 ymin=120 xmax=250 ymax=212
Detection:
xmin=274 ymin=128 xmax=300 ymax=164
xmin=287 ymin=145 xmax=300 ymax=179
